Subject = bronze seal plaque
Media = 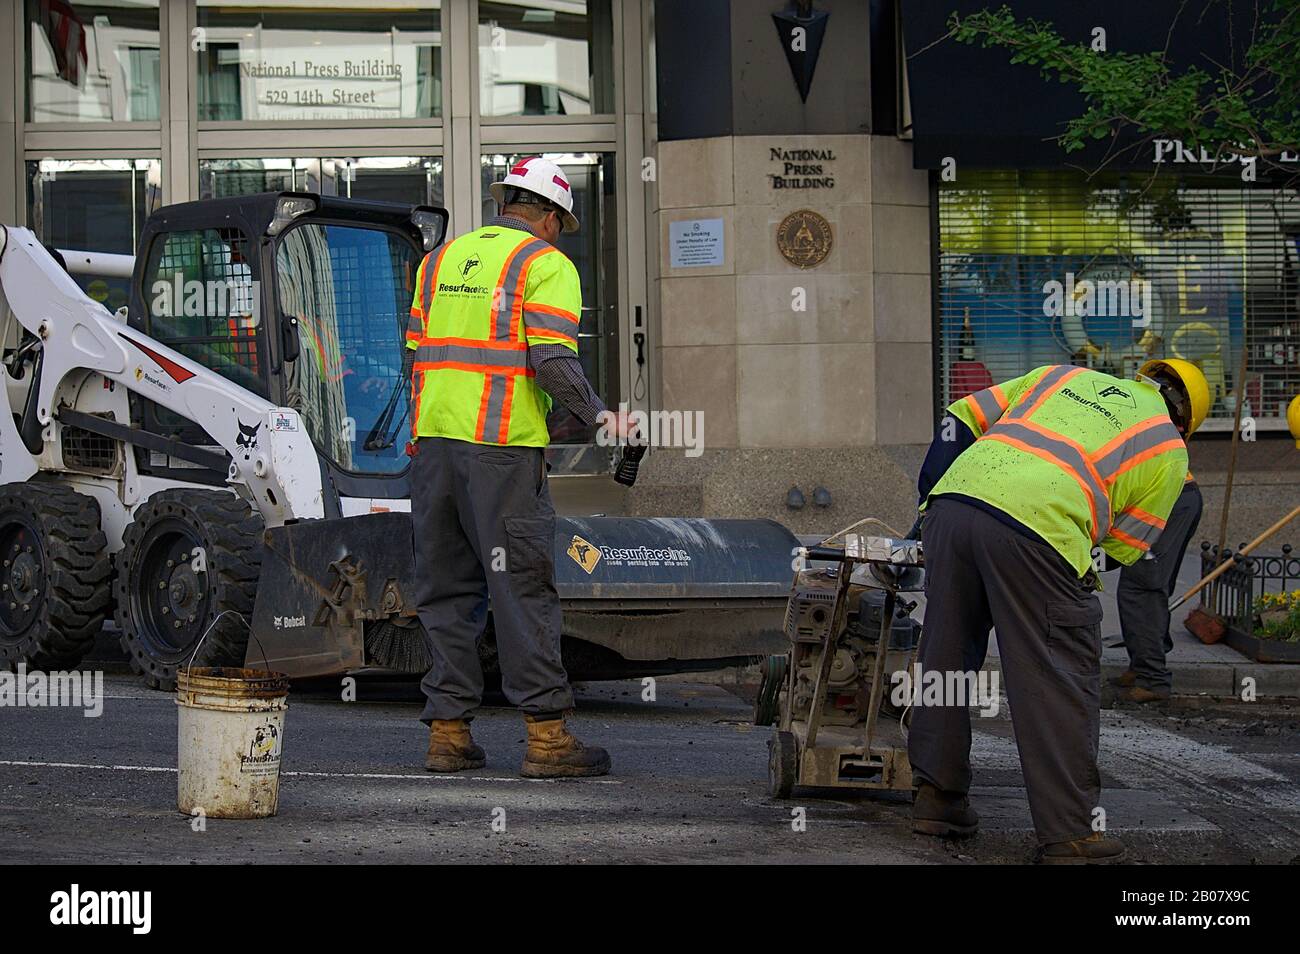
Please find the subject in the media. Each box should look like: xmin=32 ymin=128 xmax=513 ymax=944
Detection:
xmin=776 ymin=209 xmax=833 ymax=269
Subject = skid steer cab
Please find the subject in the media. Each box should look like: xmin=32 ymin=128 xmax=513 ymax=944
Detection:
xmin=0 ymin=193 xmax=447 ymax=686
xmin=0 ymin=194 xmax=800 ymax=690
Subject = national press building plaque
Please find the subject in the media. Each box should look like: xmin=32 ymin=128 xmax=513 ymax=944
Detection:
xmin=776 ymin=209 xmax=833 ymax=269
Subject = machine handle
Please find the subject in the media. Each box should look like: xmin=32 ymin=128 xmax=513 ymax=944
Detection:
xmin=802 ymin=545 xmax=845 ymax=563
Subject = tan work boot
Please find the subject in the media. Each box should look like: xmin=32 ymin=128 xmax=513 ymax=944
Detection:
xmin=912 ymin=781 xmax=979 ymax=838
xmin=521 ymin=714 xmax=611 ymax=778
xmin=425 ymin=719 xmax=486 ymax=772
xmin=1109 ymin=669 xmax=1137 ymax=688
xmin=1039 ymin=832 xmax=1126 ymax=864
xmin=1117 ymin=685 xmax=1170 ymax=704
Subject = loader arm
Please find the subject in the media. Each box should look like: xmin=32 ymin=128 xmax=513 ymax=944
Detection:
xmin=0 ymin=225 xmax=323 ymax=526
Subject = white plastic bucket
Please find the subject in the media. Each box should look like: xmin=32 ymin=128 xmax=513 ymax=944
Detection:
xmin=176 ymin=667 xmax=290 ymax=819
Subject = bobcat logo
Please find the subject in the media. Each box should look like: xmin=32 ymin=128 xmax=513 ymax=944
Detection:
xmin=458 ymin=254 xmax=482 ymax=281
xmin=566 ymin=535 xmax=602 ymax=575
xmin=235 ymin=420 xmax=260 ymax=454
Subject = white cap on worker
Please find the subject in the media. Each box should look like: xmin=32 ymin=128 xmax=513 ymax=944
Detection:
xmin=488 ymin=156 xmax=580 ymax=233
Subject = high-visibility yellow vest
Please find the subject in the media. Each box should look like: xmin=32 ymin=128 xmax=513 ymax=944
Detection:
xmin=928 ymin=365 xmax=1189 ymax=576
xmin=406 ymin=224 xmax=582 ymax=446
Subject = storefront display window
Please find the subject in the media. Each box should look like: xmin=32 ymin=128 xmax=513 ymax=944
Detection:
xmin=938 ymin=171 xmax=1300 ymax=430
xmin=196 ymin=1 xmax=443 ymax=121
xmin=26 ymin=0 xmax=161 ymax=122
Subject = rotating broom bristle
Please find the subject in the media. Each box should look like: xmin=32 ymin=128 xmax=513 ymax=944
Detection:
xmin=363 ymin=620 xmax=435 ymax=674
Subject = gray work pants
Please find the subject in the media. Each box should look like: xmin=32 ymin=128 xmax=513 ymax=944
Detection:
xmin=411 ymin=436 xmax=573 ymax=723
xmin=910 ymin=497 xmax=1103 ymax=845
xmin=1117 ymin=482 xmax=1204 ymax=691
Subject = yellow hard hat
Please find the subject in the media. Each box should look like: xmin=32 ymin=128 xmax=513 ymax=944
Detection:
xmin=1138 ymin=358 xmax=1211 ymax=435
xmin=1288 ymin=394 xmax=1300 ymax=449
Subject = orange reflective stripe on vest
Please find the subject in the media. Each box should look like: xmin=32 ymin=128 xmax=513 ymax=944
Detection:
xmin=493 ymin=238 xmax=553 ymax=339
xmin=409 ymin=243 xmax=451 ymax=436
xmin=523 ymin=303 xmax=580 ymax=345
xmin=1005 ymin=364 xmax=1087 ymax=421
xmin=1090 ymin=414 xmax=1185 ymax=483
xmin=963 ymin=383 xmax=1008 ymax=432
xmin=1111 ymin=505 xmax=1165 ymax=552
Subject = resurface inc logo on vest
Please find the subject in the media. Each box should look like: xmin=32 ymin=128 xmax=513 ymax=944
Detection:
xmin=49 ymin=884 xmax=152 ymax=934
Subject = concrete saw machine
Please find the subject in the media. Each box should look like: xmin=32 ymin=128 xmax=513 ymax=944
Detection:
xmin=756 ymin=534 xmax=925 ymax=797
xmin=0 ymin=193 xmax=797 ymax=688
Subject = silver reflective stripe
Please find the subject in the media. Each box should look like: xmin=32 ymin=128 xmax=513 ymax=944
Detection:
xmin=1092 ymin=419 xmax=1183 ymax=481
xmin=494 ymin=239 xmax=551 ymax=340
xmin=967 ymin=387 xmax=1006 ymax=429
xmin=1113 ymin=510 xmax=1163 ymax=548
xmin=523 ymin=308 xmax=578 ymax=340
xmin=413 ymin=343 xmax=529 ymax=369
xmin=479 ymin=374 xmax=509 ymax=442
xmin=984 ymin=420 xmax=1111 ymax=540
xmin=1006 ymin=364 xmax=1076 ymax=420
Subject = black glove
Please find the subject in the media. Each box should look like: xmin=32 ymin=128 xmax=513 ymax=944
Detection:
xmin=905 ymin=513 xmax=924 ymax=542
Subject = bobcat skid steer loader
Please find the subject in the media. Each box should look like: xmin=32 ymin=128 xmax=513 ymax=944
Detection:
xmin=0 ymin=193 xmax=796 ymax=689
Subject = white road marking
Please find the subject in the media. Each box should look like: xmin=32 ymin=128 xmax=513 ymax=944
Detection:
xmin=0 ymin=759 xmax=621 ymax=785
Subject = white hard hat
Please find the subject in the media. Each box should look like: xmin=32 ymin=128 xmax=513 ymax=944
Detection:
xmin=488 ymin=156 xmax=579 ymax=233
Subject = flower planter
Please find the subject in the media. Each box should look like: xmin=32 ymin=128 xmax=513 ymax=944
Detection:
xmin=1196 ymin=543 xmax=1300 ymax=663
xmin=1222 ymin=625 xmax=1300 ymax=664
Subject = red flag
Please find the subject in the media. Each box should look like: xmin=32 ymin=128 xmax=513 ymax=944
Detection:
xmin=40 ymin=0 xmax=88 ymax=87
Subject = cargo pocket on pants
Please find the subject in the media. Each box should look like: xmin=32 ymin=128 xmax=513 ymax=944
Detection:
xmin=504 ymin=515 xmax=556 ymax=647
xmin=504 ymin=515 xmax=555 ymax=596
xmin=1045 ymin=599 xmax=1103 ymax=675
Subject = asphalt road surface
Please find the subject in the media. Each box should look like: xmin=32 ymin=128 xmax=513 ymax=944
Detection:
xmin=2 ymin=673 xmax=1296 ymax=864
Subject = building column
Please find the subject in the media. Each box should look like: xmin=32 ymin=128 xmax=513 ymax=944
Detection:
xmin=3 ymin=1 xmax=23 ymax=224
xmin=161 ymin=0 xmax=196 ymax=206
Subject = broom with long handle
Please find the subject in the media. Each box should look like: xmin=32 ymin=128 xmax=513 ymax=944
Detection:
xmin=1170 ymin=504 xmax=1300 ymax=612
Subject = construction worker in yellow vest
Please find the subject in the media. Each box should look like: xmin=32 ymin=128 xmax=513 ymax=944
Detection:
xmin=1112 ymin=360 xmax=1209 ymax=704
xmin=909 ymin=361 xmax=1205 ymax=863
xmin=406 ymin=156 xmax=630 ymax=778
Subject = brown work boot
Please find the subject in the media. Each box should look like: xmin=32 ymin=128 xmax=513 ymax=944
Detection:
xmin=1039 ymin=832 xmax=1126 ymax=864
xmin=521 ymin=714 xmax=611 ymax=778
xmin=425 ymin=719 xmax=486 ymax=772
xmin=912 ymin=781 xmax=979 ymax=838
xmin=1109 ymin=669 xmax=1137 ymax=688
xmin=1117 ymin=685 xmax=1170 ymax=704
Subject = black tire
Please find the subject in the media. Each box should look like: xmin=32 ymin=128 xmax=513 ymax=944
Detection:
xmin=768 ymin=730 xmax=798 ymax=799
xmin=0 ymin=483 xmax=112 ymax=670
xmin=115 ymin=489 xmax=262 ymax=690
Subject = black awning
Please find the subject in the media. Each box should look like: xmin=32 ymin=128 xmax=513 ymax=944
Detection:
xmin=902 ymin=0 xmax=1267 ymax=171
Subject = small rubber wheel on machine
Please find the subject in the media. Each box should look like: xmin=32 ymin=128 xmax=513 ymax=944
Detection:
xmin=115 ymin=489 xmax=263 ymax=690
xmin=768 ymin=730 xmax=798 ymax=799
xmin=0 ymin=483 xmax=112 ymax=671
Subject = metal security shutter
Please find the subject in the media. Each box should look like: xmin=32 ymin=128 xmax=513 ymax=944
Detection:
xmin=936 ymin=171 xmax=1300 ymax=431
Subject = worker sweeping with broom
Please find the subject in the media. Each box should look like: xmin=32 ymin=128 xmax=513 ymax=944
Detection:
xmin=908 ymin=361 xmax=1206 ymax=863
